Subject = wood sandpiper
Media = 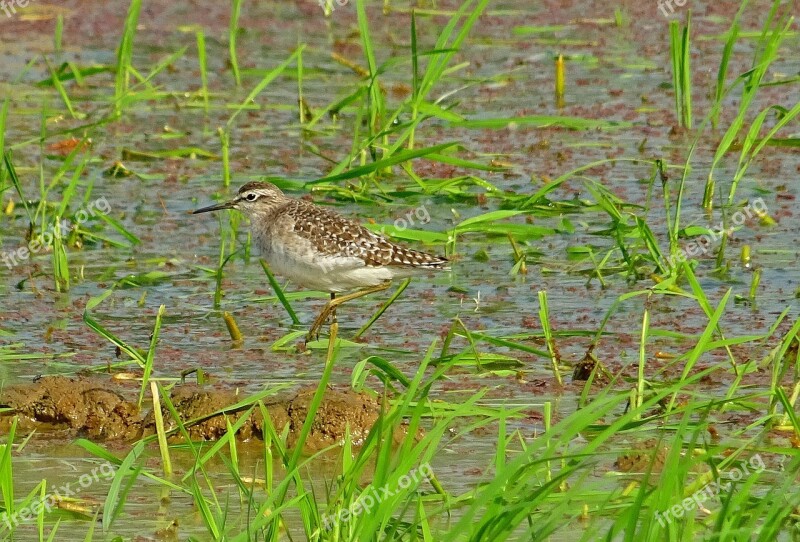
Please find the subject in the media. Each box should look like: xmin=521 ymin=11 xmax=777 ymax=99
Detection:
xmin=193 ymin=182 xmax=449 ymax=341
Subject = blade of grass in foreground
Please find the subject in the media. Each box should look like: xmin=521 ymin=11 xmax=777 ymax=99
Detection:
xmin=191 ymin=469 xmax=221 ymax=538
xmin=138 ymin=304 xmax=165 ymax=407
xmin=0 ymin=419 xmax=16 ymax=520
xmin=666 ymin=286 xmax=733 ymax=412
xmin=51 ymin=217 xmax=69 ymax=292
xmin=308 ymin=142 xmax=457 ymax=185
xmin=102 ymin=441 xmax=144 ymax=532
xmin=711 ymin=2 xmax=746 ymax=129
xmin=177 ymin=407 xmax=259 ymax=483
xmin=703 ymin=0 xmax=790 ymax=209
xmin=229 ymin=0 xmax=243 ymax=86
xmin=519 ymin=158 xmax=657 ymax=209
xmin=3 ymin=151 xmax=34 ymax=224
xmin=669 ymin=12 xmax=692 ymax=129
xmin=442 ymin=363 xmax=721 ymax=540
xmin=83 ymin=290 xmax=146 ymax=366
xmin=53 ymin=13 xmax=63 ymax=53
xmin=149 ymin=381 xmax=172 ymax=478
xmin=44 ymin=57 xmax=78 ymax=119
xmin=196 ymin=30 xmax=209 ymax=109
xmin=409 ymin=9 xmax=419 ymax=149
xmin=354 ymin=278 xmax=410 ymax=339
xmin=412 ymin=0 xmax=489 ymax=108
xmin=356 ymin=0 xmax=382 ymax=141
xmin=449 ymin=115 xmax=632 ymax=130
xmin=260 ymin=323 xmax=341 ymax=539
xmin=0 ymin=98 xmax=7 ymax=163
xmin=114 ymin=0 xmax=142 ymax=117
xmin=260 ymin=259 xmax=300 ymax=325
xmin=226 ymin=47 xmax=304 ymax=129
xmin=537 ymin=290 xmax=563 ymax=386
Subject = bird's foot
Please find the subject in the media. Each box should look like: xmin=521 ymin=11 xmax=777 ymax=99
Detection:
xmin=305 ymin=325 xmax=321 ymax=344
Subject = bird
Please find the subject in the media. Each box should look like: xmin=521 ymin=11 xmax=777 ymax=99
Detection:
xmin=193 ymin=181 xmax=449 ymax=341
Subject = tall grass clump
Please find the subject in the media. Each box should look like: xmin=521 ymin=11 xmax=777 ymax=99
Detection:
xmin=114 ymin=0 xmax=142 ymax=117
xmin=669 ymin=13 xmax=692 ymax=129
xmin=702 ymin=0 xmax=797 ymax=210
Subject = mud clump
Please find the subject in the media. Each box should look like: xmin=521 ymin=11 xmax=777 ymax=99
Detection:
xmin=0 ymin=376 xmax=415 ymax=452
xmin=140 ymin=385 xmax=412 ymax=448
xmin=281 ymin=388 xmax=411 ymax=449
xmin=141 ymin=385 xmax=261 ymax=441
xmin=0 ymin=376 xmax=142 ymax=440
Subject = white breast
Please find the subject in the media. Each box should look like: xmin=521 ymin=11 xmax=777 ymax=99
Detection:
xmin=260 ymin=234 xmax=401 ymax=293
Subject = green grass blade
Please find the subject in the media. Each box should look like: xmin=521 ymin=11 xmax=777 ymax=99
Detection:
xmin=52 ymin=216 xmax=69 ymax=292
xmin=196 ymin=30 xmax=209 ymax=109
xmin=83 ymin=290 xmax=147 ymax=365
xmin=227 ymin=47 xmax=304 ymax=129
xmin=354 ymin=278 xmax=410 ymax=339
xmin=308 ymin=142 xmax=457 ymax=185
xmin=44 ymin=57 xmax=78 ymax=119
xmin=114 ymin=0 xmax=142 ymax=116
xmin=102 ymin=441 xmax=144 ymax=532
xmin=537 ymin=290 xmax=562 ymax=386
xmin=712 ymin=2 xmax=746 ymax=128
xmin=138 ymin=305 xmax=165 ymax=407
xmin=260 ymin=259 xmax=300 ymax=325
xmin=229 ymin=0 xmax=243 ymax=86
xmin=0 ymin=419 xmax=17 ymax=519
xmin=3 ymin=152 xmax=33 ymax=223
xmin=356 ymin=0 xmax=381 ymax=139
xmin=54 ymin=13 xmax=63 ymax=53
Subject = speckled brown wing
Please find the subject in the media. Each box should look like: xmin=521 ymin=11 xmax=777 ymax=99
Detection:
xmin=284 ymin=200 xmax=449 ymax=269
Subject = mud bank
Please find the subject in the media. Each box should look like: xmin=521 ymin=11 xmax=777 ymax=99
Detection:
xmin=0 ymin=376 xmax=413 ymax=451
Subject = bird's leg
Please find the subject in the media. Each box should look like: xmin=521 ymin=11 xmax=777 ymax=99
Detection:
xmin=306 ymin=283 xmax=391 ymax=342
xmin=307 ymin=294 xmax=334 ymax=342
xmin=330 ymin=292 xmax=337 ymax=324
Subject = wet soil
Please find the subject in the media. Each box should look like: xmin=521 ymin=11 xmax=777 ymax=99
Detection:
xmin=0 ymin=376 xmax=411 ymax=451
xmin=0 ymin=0 xmax=798 ymax=538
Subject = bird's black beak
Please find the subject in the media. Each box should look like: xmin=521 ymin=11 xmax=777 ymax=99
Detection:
xmin=192 ymin=199 xmax=237 ymax=214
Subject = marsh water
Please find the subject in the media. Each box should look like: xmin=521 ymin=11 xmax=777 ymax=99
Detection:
xmin=0 ymin=0 xmax=798 ymax=539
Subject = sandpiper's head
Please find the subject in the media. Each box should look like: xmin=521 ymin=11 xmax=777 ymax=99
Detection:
xmin=192 ymin=182 xmax=286 ymax=217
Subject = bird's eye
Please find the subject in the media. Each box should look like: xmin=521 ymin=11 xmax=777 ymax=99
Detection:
xmin=245 ymin=193 xmax=258 ymax=201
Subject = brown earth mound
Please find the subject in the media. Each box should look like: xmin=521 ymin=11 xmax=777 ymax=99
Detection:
xmin=0 ymin=376 xmax=414 ymax=451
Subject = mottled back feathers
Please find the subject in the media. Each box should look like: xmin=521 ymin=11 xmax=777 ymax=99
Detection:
xmin=281 ymin=200 xmax=448 ymax=270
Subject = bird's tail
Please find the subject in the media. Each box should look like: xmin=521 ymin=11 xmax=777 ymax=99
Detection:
xmin=389 ymin=245 xmax=449 ymax=270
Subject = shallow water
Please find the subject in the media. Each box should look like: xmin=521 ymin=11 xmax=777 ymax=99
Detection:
xmin=0 ymin=0 xmax=798 ymax=539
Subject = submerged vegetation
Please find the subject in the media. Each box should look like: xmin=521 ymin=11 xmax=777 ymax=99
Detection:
xmin=0 ymin=0 xmax=799 ymax=540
